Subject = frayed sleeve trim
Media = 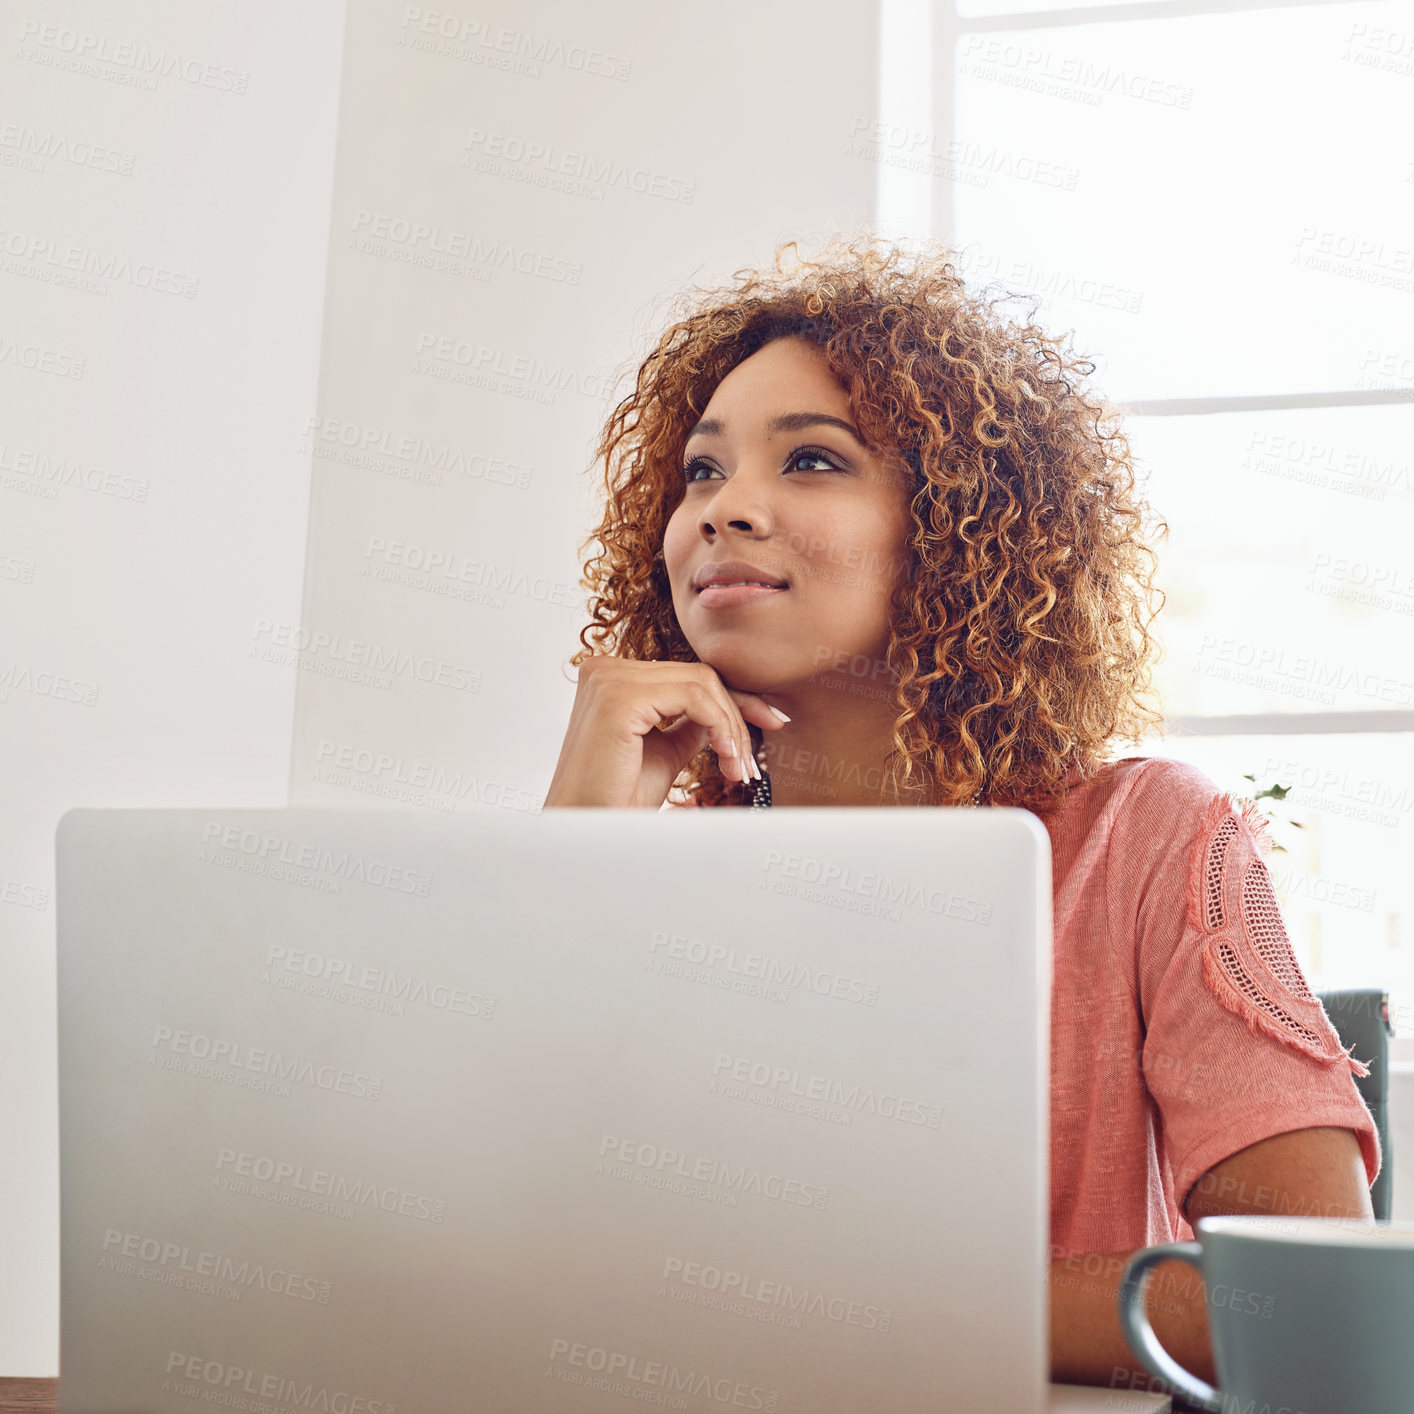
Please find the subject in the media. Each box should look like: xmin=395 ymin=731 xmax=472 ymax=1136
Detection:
xmin=1184 ymin=790 xmax=1276 ymax=933
xmin=1187 ymin=790 xmax=1370 ymax=1079
xmin=1199 ymin=938 xmax=1372 ymax=1076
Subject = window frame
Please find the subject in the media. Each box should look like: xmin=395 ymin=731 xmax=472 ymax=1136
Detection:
xmin=916 ymin=0 xmax=1414 ymax=1042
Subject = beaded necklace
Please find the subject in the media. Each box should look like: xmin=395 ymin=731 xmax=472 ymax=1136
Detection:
xmin=742 ymin=737 xmax=992 ymax=809
xmin=746 ymin=744 xmax=771 ymax=808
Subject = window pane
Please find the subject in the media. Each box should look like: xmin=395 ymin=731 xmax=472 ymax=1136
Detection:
xmin=1125 ymin=735 xmax=1414 ymax=1036
xmin=950 ymin=0 xmax=1414 ymax=400
xmin=1127 ymin=404 xmax=1414 ymax=719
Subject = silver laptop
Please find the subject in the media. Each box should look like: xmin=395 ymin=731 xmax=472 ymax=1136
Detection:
xmin=56 ymin=805 xmax=1052 ymax=1414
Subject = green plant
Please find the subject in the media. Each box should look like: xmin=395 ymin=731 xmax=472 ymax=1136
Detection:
xmin=1239 ymin=771 xmax=1305 ymax=856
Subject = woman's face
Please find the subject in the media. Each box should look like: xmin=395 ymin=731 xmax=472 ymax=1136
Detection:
xmin=662 ymin=335 xmax=916 ymax=696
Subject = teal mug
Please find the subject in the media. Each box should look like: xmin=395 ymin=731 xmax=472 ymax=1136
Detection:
xmin=1118 ymin=1217 xmax=1414 ymax=1413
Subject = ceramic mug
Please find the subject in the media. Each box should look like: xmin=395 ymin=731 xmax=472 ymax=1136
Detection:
xmin=1117 ymin=1216 xmax=1414 ymax=1414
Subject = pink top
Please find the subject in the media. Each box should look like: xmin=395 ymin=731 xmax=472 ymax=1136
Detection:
xmin=669 ymin=754 xmax=1382 ymax=1258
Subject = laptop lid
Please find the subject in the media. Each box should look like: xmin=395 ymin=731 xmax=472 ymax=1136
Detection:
xmin=56 ymin=805 xmax=1051 ymax=1413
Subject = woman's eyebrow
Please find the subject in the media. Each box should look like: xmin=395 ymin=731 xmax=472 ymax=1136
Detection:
xmin=685 ymin=412 xmax=864 ymax=443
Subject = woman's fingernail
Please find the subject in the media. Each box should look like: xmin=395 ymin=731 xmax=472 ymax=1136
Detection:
xmin=768 ymin=706 xmax=791 ymax=722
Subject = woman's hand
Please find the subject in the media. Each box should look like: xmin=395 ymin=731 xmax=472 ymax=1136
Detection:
xmin=544 ymin=656 xmax=789 ymax=809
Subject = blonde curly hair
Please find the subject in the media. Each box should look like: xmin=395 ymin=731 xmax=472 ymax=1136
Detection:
xmin=569 ymin=235 xmax=1172 ymax=813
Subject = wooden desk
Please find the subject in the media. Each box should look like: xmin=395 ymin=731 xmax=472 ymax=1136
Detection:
xmin=0 ymin=1377 xmax=1172 ymax=1413
xmin=0 ymin=1381 xmax=51 ymax=1414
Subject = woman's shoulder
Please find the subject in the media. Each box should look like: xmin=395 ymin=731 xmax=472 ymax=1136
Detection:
xmin=1054 ymin=756 xmax=1274 ymax=918
xmin=1104 ymin=755 xmax=1276 ymax=854
xmin=1034 ymin=754 xmax=1211 ymax=826
xmin=1063 ymin=754 xmax=1243 ymax=829
xmin=1083 ymin=752 xmax=1217 ymax=796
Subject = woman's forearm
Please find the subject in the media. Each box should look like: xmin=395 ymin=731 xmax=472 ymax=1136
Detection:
xmin=1049 ymin=1251 xmax=1215 ymax=1392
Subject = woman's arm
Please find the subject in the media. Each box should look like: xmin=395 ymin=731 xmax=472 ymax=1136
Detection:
xmin=1050 ymin=1125 xmax=1372 ymax=1390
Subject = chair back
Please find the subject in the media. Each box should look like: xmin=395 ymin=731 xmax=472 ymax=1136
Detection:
xmin=1315 ymin=988 xmax=1393 ymax=1221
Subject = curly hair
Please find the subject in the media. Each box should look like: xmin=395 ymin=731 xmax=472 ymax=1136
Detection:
xmin=568 ymin=234 xmax=1171 ymax=814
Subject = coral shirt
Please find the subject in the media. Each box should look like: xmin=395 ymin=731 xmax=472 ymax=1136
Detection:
xmin=667 ymin=754 xmax=1382 ymax=1258
xmin=1036 ymin=754 xmax=1379 ymax=1259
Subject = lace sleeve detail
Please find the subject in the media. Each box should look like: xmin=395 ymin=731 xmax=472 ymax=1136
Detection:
xmin=1184 ymin=790 xmax=1370 ymax=1078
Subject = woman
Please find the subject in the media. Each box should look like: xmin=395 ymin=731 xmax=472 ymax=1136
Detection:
xmin=544 ymin=237 xmax=1379 ymax=1391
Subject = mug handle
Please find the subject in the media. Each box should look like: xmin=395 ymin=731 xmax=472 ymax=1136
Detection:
xmin=1116 ymin=1242 xmax=1223 ymax=1413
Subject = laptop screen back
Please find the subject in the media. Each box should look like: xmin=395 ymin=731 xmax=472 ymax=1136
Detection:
xmin=56 ymin=805 xmax=1051 ymax=1414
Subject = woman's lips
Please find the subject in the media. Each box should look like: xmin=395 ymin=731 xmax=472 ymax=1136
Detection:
xmin=697 ymin=585 xmax=790 ymax=609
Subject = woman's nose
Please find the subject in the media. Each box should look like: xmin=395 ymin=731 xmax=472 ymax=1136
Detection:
xmin=697 ymin=468 xmax=775 ymax=533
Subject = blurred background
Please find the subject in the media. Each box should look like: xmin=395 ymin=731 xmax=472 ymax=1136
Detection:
xmin=3 ymin=0 xmax=1411 ymax=1374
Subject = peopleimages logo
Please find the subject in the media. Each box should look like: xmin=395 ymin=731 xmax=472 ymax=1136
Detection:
xmin=0 ymin=224 xmax=199 ymax=296
xmin=199 ymin=821 xmax=434 ymax=896
xmin=102 ymin=1230 xmax=332 ymax=1304
xmin=249 ymin=619 xmax=483 ymax=695
xmin=0 ymin=662 xmax=100 ymax=707
xmin=0 ymin=122 xmax=136 ymax=175
xmin=0 ymin=334 xmax=84 ymax=378
xmin=349 ymin=210 xmax=581 ymax=283
xmin=597 ymin=1135 xmax=829 ymax=1209
xmin=161 ymin=1353 xmax=392 ymax=1412
xmin=311 ymin=738 xmax=543 ymax=815
xmin=398 ymin=9 xmax=632 ymax=81
xmin=0 ymin=442 xmax=150 ymax=500
xmin=660 ymin=1257 xmax=894 ymax=1332
xmin=545 ymin=1338 xmax=778 ymax=1411
xmin=647 ymin=930 xmax=879 ymax=1005
xmin=463 ymin=128 xmax=696 ymax=204
xmin=761 ymin=849 xmax=993 ymax=924
xmin=710 ymin=1054 xmax=943 ymax=1129
xmin=150 ymin=1025 xmax=382 ymax=1101
xmin=298 ymin=415 xmax=534 ymax=489
xmin=214 ymin=1148 xmax=446 ymax=1223
xmin=16 ymin=22 xmax=251 ymax=93
xmin=263 ymin=944 xmax=497 ymax=1020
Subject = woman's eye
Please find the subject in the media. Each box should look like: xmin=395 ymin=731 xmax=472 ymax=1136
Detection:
xmin=789 ymin=446 xmax=838 ymax=472
xmin=681 ymin=445 xmax=840 ymax=482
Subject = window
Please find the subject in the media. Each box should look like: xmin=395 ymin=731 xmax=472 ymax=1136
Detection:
xmin=878 ymin=0 xmax=1414 ymax=1036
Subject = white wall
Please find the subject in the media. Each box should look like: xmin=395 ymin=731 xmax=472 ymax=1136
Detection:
xmin=1 ymin=0 xmax=891 ymax=1374
xmin=0 ymin=0 xmax=345 ymax=1375
xmin=287 ymin=0 xmax=886 ymax=815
